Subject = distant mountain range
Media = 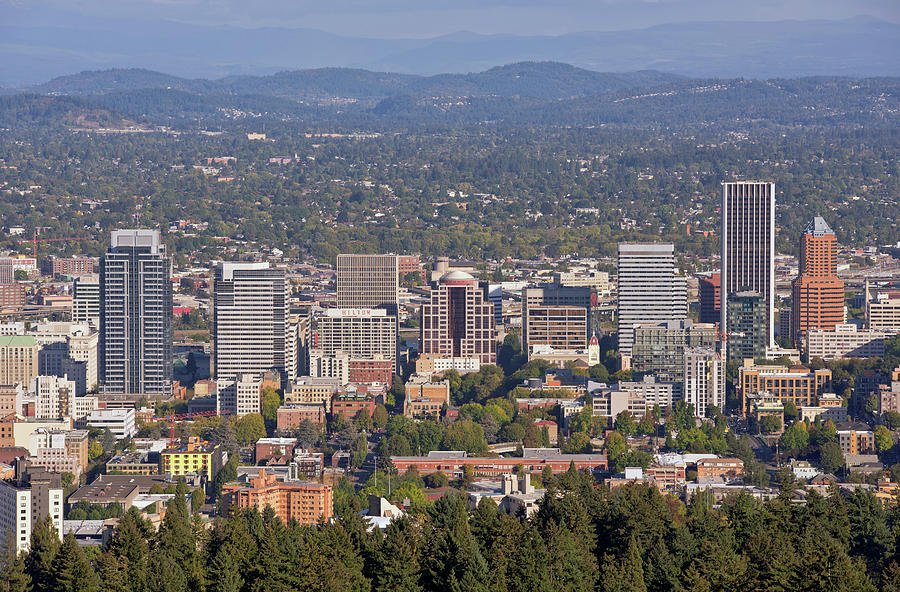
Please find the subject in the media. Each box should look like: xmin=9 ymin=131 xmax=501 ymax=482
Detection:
xmin=24 ymin=63 xmax=685 ymax=102
xmin=1 ymin=11 xmax=899 ymax=87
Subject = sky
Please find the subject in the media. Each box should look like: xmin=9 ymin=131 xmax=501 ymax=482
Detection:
xmin=4 ymin=0 xmax=900 ymax=37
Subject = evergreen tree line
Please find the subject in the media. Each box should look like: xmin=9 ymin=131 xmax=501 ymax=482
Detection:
xmin=4 ymin=468 xmax=900 ymax=591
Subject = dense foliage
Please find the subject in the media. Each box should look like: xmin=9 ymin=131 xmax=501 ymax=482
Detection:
xmin=6 ymin=469 xmax=900 ymax=591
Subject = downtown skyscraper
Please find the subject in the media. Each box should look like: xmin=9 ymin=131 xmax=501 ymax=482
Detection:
xmin=616 ymin=243 xmax=687 ymax=357
xmin=791 ymin=217 xmax=844 ymax=345
xmin=336 ymin=254 xmax=399 ymax=316
xmin=99 ymin=230 xmax=172 ymax=395
xmin=720 ymin=181 xmax=776 ymax=349
xmin=421 ymin=271 xmax=496 ymax=365
xmin=213 ymin=262 xmax=291 ymax=382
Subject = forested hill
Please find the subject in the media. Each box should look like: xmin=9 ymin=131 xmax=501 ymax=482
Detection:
xmin=27 ymin=62 xmax=684 ymax=101
xmin=6 ymin=75 xmax=899 ymax=132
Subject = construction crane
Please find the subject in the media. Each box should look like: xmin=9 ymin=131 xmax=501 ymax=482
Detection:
xmin=18 ymin=232 xmax=92 ymax=259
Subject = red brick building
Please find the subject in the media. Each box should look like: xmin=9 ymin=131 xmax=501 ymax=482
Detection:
xmin=398 ymin=255 xmax=425 ymax=285
xmin=255 ymin=437 xmax=297 ymax=464
xmin=391 ymin=451 xmax=607 ymax=478
xmin=348 ymin=359 xmax=393 ymax=384
xmin=696 ymin=458 xmax=744 ymax=480
xmin=331 ymin=393 xmax=376 ymax=421
xmin=0 ymin=284 xmax=26 ymax=309
xmin=42 ymin=257 xmax=96 ymax=277
xmin=277 ymin=404 xmax=326 ymax=430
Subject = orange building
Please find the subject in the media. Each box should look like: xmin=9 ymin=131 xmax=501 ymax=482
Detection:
xmin=221 ymin=470 xmax=333 ymax=525
xmin=791 ymin=217 xmax=844 ymax=346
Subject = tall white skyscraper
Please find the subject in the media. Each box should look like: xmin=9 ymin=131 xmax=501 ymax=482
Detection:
xmin=213 ymin=262 xmax=291 ymax=382
xmin=720 ymin=181 xmax=776 ymax=349
xmin=100 ymin=230 xmax=172 ymax=395
xmin=617 ymin=243 xmax=687 ymax=356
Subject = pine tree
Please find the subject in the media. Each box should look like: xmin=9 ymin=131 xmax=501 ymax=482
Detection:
xmin=145 ymin=551 xmax=188 ymax=592
xmin=24 ymin=515 xmax=60 ymax=592
xmin=0 ymin=532 xmax=31 ymax=592
xmin=599 ymin=536 xmax=646 ymax=592
xmin=544 ymin=522 xmax=598 ymax=591
xmin=315 ymin=521 xmax=371 ymax=592
xmin=108 ymin=509 xmax=149 ymax=592
xmin=155 ymin=491 xmax=199 ymax=589
xmin=50 ymin=533 xmax=100 ymax=592
xmin=208 ymin=549 xmax=243 ymax=592
xmin=374 ymin=517 xmax=423 ymax=592
xmin=96 ymin=551 xmax=131 ymax=592
xmin=425 ymin=496 xmax=489 ymax=592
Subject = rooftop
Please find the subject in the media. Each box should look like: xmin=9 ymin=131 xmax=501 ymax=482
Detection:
xmin=803 ymin=216 xmax=835 ymax=237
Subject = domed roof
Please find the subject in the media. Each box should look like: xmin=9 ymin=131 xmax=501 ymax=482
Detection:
xmin=439 ymin=270 xmax=475 ymax=283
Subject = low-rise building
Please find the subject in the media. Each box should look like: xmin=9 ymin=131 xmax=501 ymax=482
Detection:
xmin=590 ymin=376 xmax=678 ymax=419
xmin=607 ymin=465 xmax=687 ymax=493
xmin=791 ymin=459 xmax=819 ymax=481
xmin=221 ymin=470 xmax=333 ymax=525
xmin=332 ymin=392 xmax=376 ymax=421
xmin=466 ymin=473 xmax=546 ymax=518
xmin=403 ymin=375 xmax=450 ymax=419
xmin=67 ymin=474 xmax=172 ymax=510
xmin=533 ymin=420 xmax=558 ymax=445
xmin=838 ymin=429 xmax=875 ymax=456
xmin=216 ymin=373 xmax=263 ymax=417
xmin=805 ymin=324 xmax=886 ymax=360
xmin=255 ymin=437 xmax=297 ymax=465
xmin=0 ymin=335 xmax=39 ymax=387
xmin=285 ymin=377 xmax=340 ymax=411
xmin=866 ymin=290 xmax=900 ymax=334
xmin=8 ymin=417 xmax=73 ymax=449
xmin=738 ymin=360 xmax=832 ymax=414
xmin=27 ymin=429 xmax=89 ymax=476
xmin=105 ymin=450 xmax=161 ymax=475
xmin=276 ymin=404 xmax=326 ymax=430
xmin=160 ymin=438 xmax=225 ymax=481
xmin=391 ymin=449 xmax=607 ymax=477
xmin=696 ymin=457 xmax=744 ymax=481
xmin=415 ymin=354 xmax=481 ymax=376
xmin=877 ymin=367 xmax=900 ymax=414
xmin=83 ymin=408 xmax=136 ymax=439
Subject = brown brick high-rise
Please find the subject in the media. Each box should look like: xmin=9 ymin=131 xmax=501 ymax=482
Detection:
xmin=791 ymin=217 xmax=844 ymax=346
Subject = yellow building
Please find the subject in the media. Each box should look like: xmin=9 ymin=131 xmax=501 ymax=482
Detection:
xmin=160 ymin=438 xmax=224 ymax=480
xmin=738 ymin=360 xmax=832 ymax=414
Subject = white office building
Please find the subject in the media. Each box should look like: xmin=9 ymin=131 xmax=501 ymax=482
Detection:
xmin=216 ymin=373 xmax=263 ymax=417
xmin=84 ymin=408 xmax=136 ymax=439
xmin=683 ymin=347 xmax=725 ymax=418
xmin=32 ymin=375 xmax=77 ymax=420
xmin=617 ymin=243 xmax=687 ymax=356
xmin=0 ymin=463 xmax=64 ymax=553
xmin=213 ymin=262 xmax=291 ymax=382
xmin=805 ymin=324 xmax=886 ymax=360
